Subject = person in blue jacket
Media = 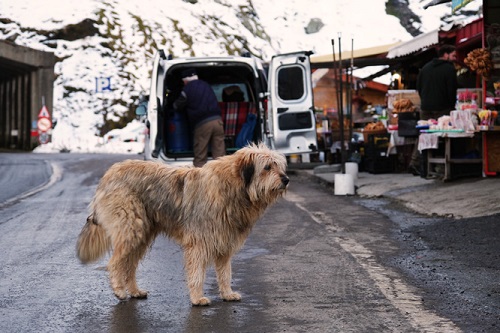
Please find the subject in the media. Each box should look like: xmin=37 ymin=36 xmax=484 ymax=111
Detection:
xmin=173 ymin=68 xmax=225 ymax=167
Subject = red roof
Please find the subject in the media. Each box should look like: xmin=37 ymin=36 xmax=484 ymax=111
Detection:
xmin=456 ymin=18 xmax=483 ymax=46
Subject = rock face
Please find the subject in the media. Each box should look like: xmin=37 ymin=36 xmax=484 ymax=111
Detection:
xmin=305 ymin=18 xmax=325 ymax=34
xmin=0 ymin=0 xmax=477 ymax=144
xmin=43 ymin=19 xmax=100 ymax=42
xmin=385 ymin=0 xmax=423 ymax=37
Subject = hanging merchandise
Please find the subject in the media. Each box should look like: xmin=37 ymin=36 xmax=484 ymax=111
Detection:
xmin=464 ymin=48 xmax=493 ymax=78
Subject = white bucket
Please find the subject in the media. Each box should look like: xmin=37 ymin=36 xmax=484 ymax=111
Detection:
xmin=345 ymin=162 xmax=359 ymax=182
xmin=334 ymin=173 xmax=355 ymax=195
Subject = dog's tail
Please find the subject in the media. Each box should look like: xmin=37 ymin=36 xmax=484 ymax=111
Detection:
xmin=76 ymin=213 xmax=111 ymax=264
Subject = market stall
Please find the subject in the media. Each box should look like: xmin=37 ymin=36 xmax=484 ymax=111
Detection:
xmin=310 ymin=1 xmax=500 ymax=179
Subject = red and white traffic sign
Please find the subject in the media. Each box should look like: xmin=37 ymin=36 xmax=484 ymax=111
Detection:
xmin=37 ymin=105 xmax=52 ymax=132
xmin=37 ymin=117 xmax=52 ymax=132
xmin=38 ymin=105 xmax=50 ymax=118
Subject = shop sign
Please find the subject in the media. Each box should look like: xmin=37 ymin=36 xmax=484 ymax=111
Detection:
xmin=452 ymin=0 xmax=474 ymax=14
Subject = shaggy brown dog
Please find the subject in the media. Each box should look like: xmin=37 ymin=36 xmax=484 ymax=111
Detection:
xmin=76 ymin=143 xmax=289 ymax=305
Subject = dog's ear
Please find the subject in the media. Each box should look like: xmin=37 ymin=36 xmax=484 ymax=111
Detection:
xmin=242 ymin=161 xmax=255 ymax=188
xmin=239 ymin=153 xmax=260 ymax=203
xmin=235 ymin=149 xmax=255 ymax=188
xmin=234 ymin=148 xmax=259 ymax=202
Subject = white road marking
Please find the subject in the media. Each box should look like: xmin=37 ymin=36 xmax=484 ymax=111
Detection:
xmin=285 ymin=192 xmax=461 ymax=333
xmin=0 ymin=161 xmax=62 ymax=209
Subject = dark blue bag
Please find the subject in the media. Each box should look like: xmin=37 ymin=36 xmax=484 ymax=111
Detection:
xmin=235 ymin=113 xmax=257 ymax=148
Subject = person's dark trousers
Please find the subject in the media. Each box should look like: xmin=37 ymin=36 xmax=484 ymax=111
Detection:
xmin=408 ymin=142 xmax=420 ymax=175
xmin=420 ymin=150 xmax=428 ymax=178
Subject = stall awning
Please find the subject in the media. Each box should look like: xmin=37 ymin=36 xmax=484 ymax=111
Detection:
xmin=386 ymin=30 xmax=439 ymax=58
xmin=310 ymin=42 xmax=402 ymax=69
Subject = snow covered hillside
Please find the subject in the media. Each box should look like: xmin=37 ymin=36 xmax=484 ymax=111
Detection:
xmin=0 ymin=0 xmax=481 ymax=153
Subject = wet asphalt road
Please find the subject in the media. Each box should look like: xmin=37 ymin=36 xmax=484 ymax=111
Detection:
xmin=0 ymin=152 xmax=498 ymax=332
xmin=0 ymin=156 xmax=51 ymax=204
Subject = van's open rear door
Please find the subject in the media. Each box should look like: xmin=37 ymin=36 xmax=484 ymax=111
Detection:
xmin=267 ymin=51 xmax=317 ymax=155
xmin=145 ymin=51 xmax=165 ymax=159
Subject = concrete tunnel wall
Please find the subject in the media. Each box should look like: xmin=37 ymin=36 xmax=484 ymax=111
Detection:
xmin=0 ymin=40 xmax=56 ymax=150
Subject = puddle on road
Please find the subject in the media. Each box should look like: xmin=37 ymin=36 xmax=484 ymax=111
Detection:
xmin=354 ymin=196 xmax=439 ymax=265
xmin=355 ymin=197 xmax=441 ymax=231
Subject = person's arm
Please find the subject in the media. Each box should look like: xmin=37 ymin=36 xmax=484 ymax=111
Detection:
xmin=446 ymin=66 xmax=458 ymax=109
xmin=173 ymin=91 xmax=187 ymax=111
xmin=416 ymin=70 xmax=423 ymax=97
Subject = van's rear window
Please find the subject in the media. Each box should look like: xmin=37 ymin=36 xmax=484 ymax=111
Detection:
xmin=277 ymin=66 xmax=304 ymax=100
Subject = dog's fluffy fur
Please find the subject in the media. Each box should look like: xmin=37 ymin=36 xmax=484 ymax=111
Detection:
xmin=76 ymin=143 xmax=289 ymax=305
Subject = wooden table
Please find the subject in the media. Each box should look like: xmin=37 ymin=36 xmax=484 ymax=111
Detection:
xmin=420 ymin=132 xmax=482 ymax=181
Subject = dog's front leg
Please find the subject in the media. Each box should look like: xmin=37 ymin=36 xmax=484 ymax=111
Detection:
xmin=215 ymin=254 xmax=241 ymax=302
xmin=184 ymin=247 xmax=210 ymax=306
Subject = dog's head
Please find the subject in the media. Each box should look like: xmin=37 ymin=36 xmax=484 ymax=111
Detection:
xmin=234 ymin=143 xmax=289 ymax=204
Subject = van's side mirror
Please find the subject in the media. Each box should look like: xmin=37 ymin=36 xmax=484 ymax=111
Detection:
xmin=135 ymin=102 xmax=147 ymax=117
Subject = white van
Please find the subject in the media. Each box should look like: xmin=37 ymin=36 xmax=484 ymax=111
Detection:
xmin=137 ymin=50 xmax=318 ymax=161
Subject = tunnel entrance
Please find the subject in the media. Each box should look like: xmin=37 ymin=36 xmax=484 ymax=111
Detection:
xmin=0 ymin=40 xmax=56 ymax=150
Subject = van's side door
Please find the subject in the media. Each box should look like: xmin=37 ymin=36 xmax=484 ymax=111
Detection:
xmin=145 ymin=51 xmax=165 ymax=159
xmin=266 ymin=51 xmax=317 ymax=155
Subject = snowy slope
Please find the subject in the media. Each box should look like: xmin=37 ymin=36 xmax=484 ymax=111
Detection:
xmin=0 ymin=0 xmax=481 ymax=153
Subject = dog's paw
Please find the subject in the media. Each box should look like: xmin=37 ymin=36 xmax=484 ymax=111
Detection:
xmin=114 ymin=290 xmax=128 ymax=300
xmin=192 ymin=297 xmax=211 ymax=306
xmin=222 ymin=291 xmax=241 ymax=302
xmin=130 ymin=289 xmax=148 ymax=299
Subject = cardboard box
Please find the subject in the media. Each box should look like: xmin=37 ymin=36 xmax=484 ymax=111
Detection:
xmin=365 ymin=133 xmax=390 ymax=158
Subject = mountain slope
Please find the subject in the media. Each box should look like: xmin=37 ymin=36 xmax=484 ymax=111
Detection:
xmin=0 ymin=0 xmax=481 ymax=152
